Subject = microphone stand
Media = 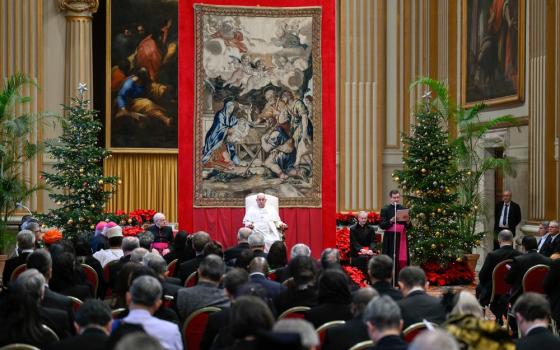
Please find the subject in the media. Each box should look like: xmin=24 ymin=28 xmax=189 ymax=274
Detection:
xmin=392 ymin=201 xmax=398 ymax=287
xmin=16 ymin=202 xmax=33 ymax=216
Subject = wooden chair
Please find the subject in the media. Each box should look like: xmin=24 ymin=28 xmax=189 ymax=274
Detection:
xmin=41 ymin=324 xmax=59 ymax=341
xmin=282 ymin=277 xmax=294 ymax=287
xmin=182 ymin=306 xmax=221 ymax=350
xmin=0 ymin=345 xmax=41 ymax=350
xmin=348 ymin=340 xmax=375 ymax=350
xmin=166 ymin=259 xmax=178 ymax=277
xmin=277 ymin=306 xmax=311 ymax=320
xmin=403 ymin=322 xmax=435 ymax=343
xmin=112 ymin=308 xmax=127 ymax=319
xmin=185 ymin=271 xmax=198 ymax=288
xmin=10 ymin=264 xmax=27 ymax=282
xmin=103 ymin=260 xmax=119 ymax=299
xmin=316 ymin=320 xmax=346 ymax=350
xmin=80 ymin=263 xmax=99 ymax=298
xmin=67 ymin=296 xmax=83 ymax=313
xmin=522 ymin=264 xmax=550 ymax=294
xmin=483 ymin=259 xmax=513 ymax=318
xmin=162 ymin=295 xmax=174 ymax=308
xmin=267 ymin=269 xmax=277 ymax=281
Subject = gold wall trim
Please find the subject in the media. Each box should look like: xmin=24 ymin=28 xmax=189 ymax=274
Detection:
xmin=545 ymin=0 xmax=557 ymax=218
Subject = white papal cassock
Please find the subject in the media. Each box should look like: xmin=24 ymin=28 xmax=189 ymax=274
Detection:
xmin=243 ymin=206 xmax=283 ymax=252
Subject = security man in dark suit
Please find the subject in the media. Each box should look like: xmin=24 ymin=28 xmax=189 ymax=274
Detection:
xmin=494 ymin=190 xmax=522 ymax=248
xmin=513 ymin=293 xmax=560 ymax=350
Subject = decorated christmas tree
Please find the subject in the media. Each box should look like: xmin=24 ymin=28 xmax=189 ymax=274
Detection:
xmin=41 ymin=84 xmax=119 ymax=239
xmin=393 ymin=80 xmax=479 ymax=266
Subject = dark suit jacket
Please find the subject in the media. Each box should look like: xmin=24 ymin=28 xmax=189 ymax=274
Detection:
xmin=46 ymin=327 xmax=109 ymax=350
xmin=305 ymin=302 xmax=353 ymax=328
xmin=371 ymin=335 xmax=407 ymax=350
xmin=176 ymin=281 xmax=230 ymax=319
xmin=147 ymin=224 xmax=174 ymax=243
xmin=543 ymin=259 xmax=560 ymax=322
xmin=349 ymin=223 xmax=377 ymax=257
xmin=40 ymin=306 xmax=72 ymax=339
xmin=224 ymin=242 xmax=250 ymax=263
xmin=42 ymin=287 xmax=76 ymax=335
xmin=539 ymin=235 xmax=560 ymax=257
xmin=108 ymin=254 xmax=132 ymax=291
xmin=371 ymin=280 xmax=403 ymax=301
xmin=273 ymin=285 xmax=319 ymax=315
xmin=477 ymin=245 xmax=521 ymax=305
xmin=515 ymin=326 xmax=560 ymax=350
xmin=396 ymin=290 xmax=446 ymax=328
xmin=322 ymin=317 xmax=369 ymax=350
xmin=249 ymin=273 xmax=286 ymax=299
xmin=494 ymin=201 xmax=522 ymax=234
xmin=380 ymin=204 xmax=410 ymax=230
xmin=2 ymin=252 xmax=30 ymax=285
xmin=178 ymin=255 xmax=204 ymax=284
xmin=273 ymin=266 xmax=291 ymax=283
xmin=200 ymin=307 xmax=231 ymax=350
xmin=505 ymin=250 xmax=551 ymax=303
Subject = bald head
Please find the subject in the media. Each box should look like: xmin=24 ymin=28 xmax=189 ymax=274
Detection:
xmin=237 ymin=227 xmax=252 ymax=242
xmin=249 ymin=257 xmax=269 ymax=274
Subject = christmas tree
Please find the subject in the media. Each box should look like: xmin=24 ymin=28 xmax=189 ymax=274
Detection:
xmin=393 ymin=79 xmax=479 ymax=265
xmin=41 ymin=83 xmax=119 ymax=239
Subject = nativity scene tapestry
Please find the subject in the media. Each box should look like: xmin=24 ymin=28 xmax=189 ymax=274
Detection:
xmin=193 ymin=5 xmax=322 ymax=207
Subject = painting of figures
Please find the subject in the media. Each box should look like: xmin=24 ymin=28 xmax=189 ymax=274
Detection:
xmin=462 ymin=0 xmax=525 ymax=107
xmin=194 ymin=5 xmax=322 ymax=207
xmin=106 ymin=0 xmax=178 ymax=151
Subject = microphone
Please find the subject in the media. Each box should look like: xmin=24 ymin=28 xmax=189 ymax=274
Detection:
xmin=16 ymin=202 xmax=33 ymax=216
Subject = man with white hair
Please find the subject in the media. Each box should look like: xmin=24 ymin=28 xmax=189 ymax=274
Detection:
xmin=3 ymin=230 xmax=35 ymax=284
xmin=147 ymin=212 xmax=173 ymax=250
xmin=276 ymin=243 xmax=312 ymax=283
xmin=224 ymin=227 xmax=252 ymax=264
xmin=248 ymin=233 xmax=267 ymax=258
xmin=243 ymin=193 xmax=287 ymax=251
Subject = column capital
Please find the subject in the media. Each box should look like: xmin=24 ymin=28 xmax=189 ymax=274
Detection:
xmin=58 ymin=0 xmax=99 ymax=17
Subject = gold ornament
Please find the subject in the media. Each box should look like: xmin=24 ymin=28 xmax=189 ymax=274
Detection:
xmin=56 ymin=201 xmax=62 ymax=205
xmin=456 ymin=257 xmax=462 ymax=262
xmin=118 ymin=180 xmax=122 ymax=184
xmin=90 ymin=225 xmax=95 ymax=229
xmin=394 ymin=176 xmax=400 ymax=182
xmin=68 ymin=219 xmax=74 ymax=224
xmin=127 ymin=218 xmax=132 ymax=224
xmin=91 ymin=204 xmax=95 ymax=208
xmin=98 ymin=179 xmax=104 ymax=184
xmin=421 ymin=168 xmax=427 ymax=174
xmin=79 ymin=168 xmax=84 ymax=173
xmin=431 ymin=244 xmax=436 ymax=249
xmin=475 ymin=240 xmax=481 ymax=246
xmin=437 ymin=208 xmax=442 ymax=213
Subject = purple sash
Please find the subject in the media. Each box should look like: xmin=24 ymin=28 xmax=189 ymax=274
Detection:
xmin=386 ymin=224 xmax=408 ymax=274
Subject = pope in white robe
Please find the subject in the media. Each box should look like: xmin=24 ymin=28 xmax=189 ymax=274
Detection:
xmin=243 ymin=193 xmax=287 ymax=251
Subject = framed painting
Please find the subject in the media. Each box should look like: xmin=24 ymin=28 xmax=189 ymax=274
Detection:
xmin=105 ymin=0 xmax=178 ymax=153
xmin=461 ymin=0 xmax=525 ymax=107
xmin=193 ymin=5 xmax=322 ymax=207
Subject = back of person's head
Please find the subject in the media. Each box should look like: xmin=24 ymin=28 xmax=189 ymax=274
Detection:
xmin=267 ymin=241 xmax=288 ymax=268
xmin=248 ymin=233 xmax=265 ymax=249
xmin=290 ymin=243 xmax=311 ymax=259
xmin=398 ymin=266 xmax=426 ymax=290
xmin=21 ymin=218 xmax=39 ymax=232
xmin=450 ymin=291 xmax=483 ymax=318
xmin=75 ymin=299 xmax=112 ymax=328
xmin=521 ymin=235 xmax=538 ymax=251
xmin=236 ymin=248 xmax=255 ymax=270
xmin=52 ymin=251 xmax=77 ymax=284
xmin=368 ymin=254 xmax=393 ymax=280
xmin=26 ymin=249 xmax=52 ymax=277
xmin=237 ymin=227 xmax=252 ymax=242
xmin=231 ymin=295 xmax=274 ymax=339
xmin=497 ymin=229 xmax=514 ymax=243
xmin=15 ymin=268 xmax=46 ymax=302
xmin=129 ymin=275 xmax=162 ymax=307
xmin=137 ymin=232 xmax=154 ymax=250
xmin=130 ymin=247 xmax=149 ymax=263
xmin=223 ymin=268 xmax=249 ymax=297
xmin=109 ymin=236 xmax=124 ymax=248
xmin=320 ymin=248 xmax=340 ymax=270
xmin=122 ymin=236 xmax=140 ymax=253
xmin=74 ymin=235 xmax=93 ymax=257
xmin=115 ymin=333 xmax=164 ymax=350
xmin=198 ymin=254 xmax=225 ymax=282
xmin=289 ymin=255 xmax=317 ymax=286
xmin=408 ymin=329 xmax=459 ymax=350
xmin=192 ymin=231 xmax=211 ymax=252
xmin=143 ymin=253 xmax=167 ymax=275
xmin=172 ymin=230 xmax=188 ymax=251
xmin=273 ymin=319 xmax=319 ymax=349
xmin=16 ymin=230 xmax=35 ymax=250
xmin=318 ymin=269 xmax=351 ymax=304
xmin=352 ymin=287 xmax=379 ymax=316
xmin=249 ymin=257 xmax=269 ymax=274
xmin=513 ymin=292 xmax=551 ymax=322
xmin=203 ymin=240 xmax=224 ymax=258
xmin=363 ymin=295 xmax=402 ymax=332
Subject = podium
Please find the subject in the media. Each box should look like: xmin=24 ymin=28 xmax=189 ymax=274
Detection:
xmin=383 ymin=223 xmax=409 ymax=278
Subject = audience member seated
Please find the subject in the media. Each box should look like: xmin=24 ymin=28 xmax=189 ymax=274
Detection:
xmin=322 ymin=286 xmax=379 ymax=350
xmin=108 ymin=236 xmax=140 ymax=292
xmin=235 ymin=248 xmax=255 ymax=270
xmin=163 ymin=230 xmax=194 ymax=266
xmin=90 ymin=221 xmax=111 ymax=253
xmin=272 ymin=319 xmax=319 ymax=349
xmin=177 ymin=231 xmax=211 ymax=284
xmin=396 ymin=266 xmax=446 ymax=328
xmin=539 ymin=220 xmax=560 ymax=257
xmin=224 ymin=227 xmax=252 ymax=265
xmin=46 ymin=299 xmax=112 ymax=350
xmin=476 ymin=229 xmax=521 ymax=322
xmin=143 ymin=253 xmax=181 ymax=299
xmin=21 ymin=219 xmax=44 ymax=249
xmin=273 ymin=255 xmax=319 ymax=314
xmin=513 ymin=292 xmax=560 ymax=350
xmin=368 ymin=254 xmax=403 ymax=300
xmin=50 ymin=251 xmax=92 ymax=300
xmin=74 ymin=235 xmax=105 ymax=297
xmin=27 ymin=249 xmax=75 ymax=335
xmin=350 ymin=211 xmax=378 ymax=272
xmin=114 ymin=333 xmax=164 ymax=350
xmin=320 ymin=248 xmax=342 ymax=271
xmin=505 ymin=235 xmax=551 ymax=305
xmin=93 ymin=225 xmax=124 ymax=267
xmin=408 ymin=329 xmax=459 ymax=350
xmin=267 ymin=241 xmax=288 ymax=270
xmin=543 ymin=255 xmax=560 ymax=324
xmin=200 ymin=268 xmax=249 ymax=350
xmin=363 ymin=295 xmax=407 ymax=350
xmin=146 ymin=212 xmax=174 ymax=251
xmin=248 ymin=233 xmax=267 ymax=258
xmin=2 ymin=229 xmax=35 ymax=285
xmin=443 ymin=291 xmax=514 ymax=349
xmin=249 ymin=257 xmax=286 ymax=299
xmin=0 ymin=269 xmax=59 ymax=347
xmin=120 ymin=275 xmax=182 ymax=350
xmin=229 ymin=295 xmax=275 ymax=350
xmin=275 ymin=243 xmax=312 ymax=283
xmin=137 ymin=231 xmax=156 ymax=252
xmin=305 ymin=269 xmax=353 ymax=328
xmin=113 ymin=262 xmax=145 ymax=309
xmin=176 ymin=254 xmax=229 ymax=319
xmin=536 ymin=221 xmax=550 ymax=253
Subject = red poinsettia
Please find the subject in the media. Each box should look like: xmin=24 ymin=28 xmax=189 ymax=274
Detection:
xmin=336 ymin=227 xmax=351 ymax=262
xmin=122 ymin=226 xmax=144 ymax=237
xmin=336 ymin=211 xmax=356 ymax=226
xmin=367 ymin=211 xmax=381 ymax=224
xmin=342 ymin=265 xmax=368 ymax=288
xmin=422 ymin=260 xmax=475 ymax=286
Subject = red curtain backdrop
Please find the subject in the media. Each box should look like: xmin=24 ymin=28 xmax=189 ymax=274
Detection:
xmin=178 ymin=0 xmax=336 ymax=257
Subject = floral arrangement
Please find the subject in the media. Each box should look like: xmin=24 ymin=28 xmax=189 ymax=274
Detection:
xmin=336 ymin=211 xmax=380 ymax=226
xmin=422 ymin=260 xmax=475 ymax=286
xmin=336 ymin=227 xmax=351 ymax=262
xmin=122 ymin=226 xmax=145 ymax=237
xmin=342 ymin=265 xmax=368 ymax=288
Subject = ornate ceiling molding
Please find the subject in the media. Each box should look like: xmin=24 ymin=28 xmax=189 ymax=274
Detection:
xmin=58 ymin=0 xmax=99 ymax=16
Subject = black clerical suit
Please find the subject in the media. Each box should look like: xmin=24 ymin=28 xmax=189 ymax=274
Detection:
xmin=380 ymin=203 xmax=411 ymax=269
xmin=349 ymin=222 xmax=377 ymax=273
xmin=515 ymin=326 xmax=560 ymax=350
xmin=147 ymin=224 xmax=173 ymax=244
xmin=494 ymin=200 xmax=521 ymax=235
xmin=505 ymin=250 xmax=551 ymax=304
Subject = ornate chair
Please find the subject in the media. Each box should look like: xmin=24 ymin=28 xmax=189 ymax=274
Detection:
xmin=0 ymin=345 xmax=41 ymax=350
xmin=267 ymin=269 xmax=278 ymax=281
xmin=403 ymin=322 xmax=436 ymax=343
xmin=482 ymin=259 xmax=513 ymax=318
xmin=316 ymin=320 xmax=346 ymax=350
xmin=103 ymin=260 xmax=119 ymax=299
xmin=244 ymin=193 xmax=284 ymax=240
xmin=166 ymin=259 xmax=179 ymax=277
xmin=185 ymin=271 xmax=198 ymax=287
xmin=277 ymin=306 xmax=311 ymax=320
xmin=111 ymin=308 xmax=127 ymax=319
xmin=348 ymin=340 xmax=375 ymax=350
xmin=41 ymin=325 xmax=59 ymax=341
xmin=80 ymin=263 xmax=99 ymax=298
xmin=10 ymin=264 xmax=27 ymax=282
xmin=522 ymin=264 xmax=550 ymax=294
xmin=67 ymin=296 xmax=83 ymax=313
xmin=182 ymin=306 xmax=221 ymax=350
xmin=162 ymin=295 xmax=174 ymax=309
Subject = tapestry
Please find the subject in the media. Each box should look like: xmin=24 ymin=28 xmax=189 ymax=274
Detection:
xmin=193 ymin=5 xmax=322 ymax=207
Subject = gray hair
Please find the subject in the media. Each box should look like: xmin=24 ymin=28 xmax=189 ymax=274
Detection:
xmin=16 ymin=268 xmax=46 ymax=302
xmin=352 ymin=287 xmax=379 ymax=316
xmin=450 ymin=291 xmax=483 ymax=318
xmin=137 ymin=232 xmax=154 ymax=250
xmin=320 ymin=248 xmax=340 ymax=269
xmin=129 ymin=275 xmax=162 ymax=307
xmin=408 ymin=329 xmax=459 ymax=350
xmin=199 ymin=254 xmax=226 ymax=281
xmin=248 ymin=233 xmax=265 ymax=248
xmin=363 ymin=295 xmax=402 ymax=331
xmin=153 ymin=212 xmax=165 ymax=223
xmin=122 ymin=236 xmax=140 ymax=253
xmin=115 ymin=333 xmax=164 ymax=350
xmin=21 ymin=221 xmax=40 ymax=232
xmin=192 ymin=231 xmax=211 ymax=252
xmin=16 ymin=230 xmax=35 ymax=250
xmin=497 ymin=230 xmax=514 ymax=242
xmin=143 ymin=253 xmax=167 ymax=275
xmin=273 ymin=319 xmax=319 ymax=348
xmin=237 ymin=227 xmax=252 ymax=241
xmin=26 ymin=249 xmax=52 ymax=276
xmin=130 ymin=248 xmax=149 ymax=263
xmin=290 ymin=243 xmax=311 ymax=259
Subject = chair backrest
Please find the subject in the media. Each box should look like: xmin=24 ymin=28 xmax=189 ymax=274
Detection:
xmin=182 ymin=306 xmax=221 ymax=350
xmin=41 ymin=324 xmax=59 ymax=341
xmin=277 ymin=306 xmax=311 ymax=320
xmin=10 ymin=264 xmax=27 ymax=282
xmin=245 ymin=193 xmax=279 ymax=213
xmin=80 ymin=263 xmax=99 ymax=298
xmin=489 ymin=259 xmax=513 ymax=304
xmin=166 ymin=259 xmax=179 ymax=277
xmin=267 ymin=270 xmax=277 ymax=281
xmin=348 ymin=340 xmax=375 ymax=350
xmin=67 ymin=296 xmax=83 ymax=313
xmin=162 ymin=295 xmax=174 ymax=309
xmin=112 ymin=308 xmax=127 ymax=320
xmin=316 ymin=320 xmax=346 ymax=350
xmin=0 ymin=344 xmax=41 ymax=350
xmin=282 ymin=277 xmax=294 ymax=287
xmin=103 ymin=260 xmax=119 ymax=299
xmin=403 ymin=322 xmax=434 ymax=343
xmin=523 ymin=264 xmax=550 ymax=294
xmin=185 ymin=271 xmax=198 ymax=288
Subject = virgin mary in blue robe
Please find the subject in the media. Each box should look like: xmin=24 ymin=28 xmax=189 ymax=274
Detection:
xmin=202 ymin=100 xmax=240 ymax=165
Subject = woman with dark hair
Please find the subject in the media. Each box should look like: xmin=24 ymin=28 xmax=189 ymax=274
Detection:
xmin=304 ymin=269 xmax=353 ymax=328
xmin=50 ymin=251 xmax=93 ymax=300
xmin=163 ymin=230 xmax=194 ymax=264
xmin=229 ymin=296 xmax=275 ymax=350
xmin=267 ymin=241 xmax=288 ymax=270
xmin=75 ymin=234 xmax=106 ymax=297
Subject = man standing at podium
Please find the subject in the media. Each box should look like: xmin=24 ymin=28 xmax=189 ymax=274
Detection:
xmin=380 ymin=190 xmax=411 ymax=275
